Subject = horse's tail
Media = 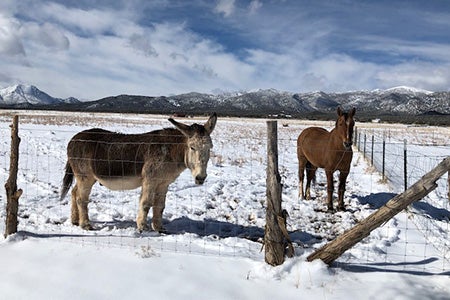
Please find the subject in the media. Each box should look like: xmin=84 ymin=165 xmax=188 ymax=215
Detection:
xmin=60 ymin=162 xmax=73 ymax=200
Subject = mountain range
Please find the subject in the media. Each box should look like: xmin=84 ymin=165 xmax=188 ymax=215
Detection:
xmin=1 ymin=84 xmax=449 ymax=124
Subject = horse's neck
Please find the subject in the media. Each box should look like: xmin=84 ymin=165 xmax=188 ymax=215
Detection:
xmin=329 ymin=128 xmax=345 ymax=150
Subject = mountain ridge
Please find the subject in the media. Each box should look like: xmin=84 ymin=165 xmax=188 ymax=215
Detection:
xmin=0 ymin=84 xmax=449 ymax=124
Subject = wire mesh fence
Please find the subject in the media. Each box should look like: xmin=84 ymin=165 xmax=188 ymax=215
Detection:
xmin=1 ymin=112 xmax=449 ymax=273
xmin=355 ymin=125 xmax=450 ymax=271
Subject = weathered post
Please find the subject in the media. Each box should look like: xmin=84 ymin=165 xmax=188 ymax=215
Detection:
xmin=363 ymin=134 xmax=367 ymax=158
xmin=4 ymin=115 xmax=23 ymax=237
xmin=371 ymin=135 xmax=374 ymax=166
xmin=382 ymin=132 xmax=386 ymax=181
xmin=264 ymin=121 xmax=293 ymax=266
xmin=307 ymin=157 xmax=450 ymax=265
xmin=404 ymin=139 xmax=407 ymax=191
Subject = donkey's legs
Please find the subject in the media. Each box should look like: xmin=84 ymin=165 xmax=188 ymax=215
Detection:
xmin=325 ymin=170 xmax=334 ymax=211
xmin=137 ymin=180 xmax=153 ymax=232
xmin=73 ymin=176 xmax=96 ymax=230
xmin=151 ymin=184 xmax=169 ymax=232
xmin=337 ymin=171 xmax=349 ymax=211
xmin=70 ymin=185 xmax=79 ymax=225
xmin=136 ymin=179 xmax=169 ymax=232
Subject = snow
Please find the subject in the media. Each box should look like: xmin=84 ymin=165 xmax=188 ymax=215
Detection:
xmin=382 ymin=86 xmax=434 ymax=95
xmin=0 ymin=111 xmax=449 ymax=299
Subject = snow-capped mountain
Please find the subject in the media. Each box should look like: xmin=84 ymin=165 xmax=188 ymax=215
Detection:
xmin=0 ymin=84 xmax=79 ymax=106
xmin=1 ymin=84 xmax=448 ymax=123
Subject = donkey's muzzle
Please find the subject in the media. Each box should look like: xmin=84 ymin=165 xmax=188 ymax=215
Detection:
xmin=195 ymin=175 xmax=206 ymax=185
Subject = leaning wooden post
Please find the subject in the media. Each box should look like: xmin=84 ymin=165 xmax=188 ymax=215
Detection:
xmin=447 ymin=170 xmax=449 ymax=202
xmin=307 ymin=156 xmax=450 ymax=265
xmin=4 ymin=115 xmax=23 ymax=237
xmin=264 ymin=121 xmax=293 ymax=266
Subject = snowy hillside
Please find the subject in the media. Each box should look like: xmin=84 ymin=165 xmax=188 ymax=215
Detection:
xmin=0 ymin=84 xmax=449 ymax=122
xmin=0 ymin=84 xmax=79 ymax=106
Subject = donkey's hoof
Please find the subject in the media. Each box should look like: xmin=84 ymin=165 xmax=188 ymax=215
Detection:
xmin=80 ymin=223 xmax=93 ymax=230
xmin=151 ymin=223 xmax=166 ymax=233
xmin=137 ymin=223 xmax=150 ymax=233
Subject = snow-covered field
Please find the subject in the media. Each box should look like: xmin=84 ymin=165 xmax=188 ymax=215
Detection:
xmin=0 ymin=111 xmax=449 ymax=299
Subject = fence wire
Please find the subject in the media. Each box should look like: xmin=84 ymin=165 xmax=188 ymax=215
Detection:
xmin=1 ymin=113 xmax=449 ymax=274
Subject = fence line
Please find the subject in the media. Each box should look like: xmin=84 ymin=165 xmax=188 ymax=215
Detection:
xmin=355 ymin=127 xmax=450 ymax=263
xmin=1 ymin=113 xmax=449 ymax=272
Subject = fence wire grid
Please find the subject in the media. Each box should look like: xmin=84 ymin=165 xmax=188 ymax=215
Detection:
xmin=0 ymin=112 xmax=449 ymax=273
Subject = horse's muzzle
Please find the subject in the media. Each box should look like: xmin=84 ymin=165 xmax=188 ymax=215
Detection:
xmin=343 ymin=141 xmax=353 ymax=150
xmin=195 ymin=175 xmax=206 ymax=185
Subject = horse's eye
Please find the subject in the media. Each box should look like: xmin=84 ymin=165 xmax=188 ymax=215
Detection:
xmin=190 ymin=147 xmax=196 ymax=151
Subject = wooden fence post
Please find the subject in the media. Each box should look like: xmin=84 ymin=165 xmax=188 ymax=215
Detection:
xmin=371 ymin=135 xmax=374 ymax=166
xmin=307 ymin=156 xmax=450 ymax=265
xmin=4 ymin=115 xmax=23 ymax=237
xmin=264 ymin=121 xmax=293 ymax=266
xmin=404 ymin=139 xmax=408 ymax=191
xmin=382 ymin=133 xmax=386 ymax=181
xmin=448 ymin=171 xmax=450 ymax=202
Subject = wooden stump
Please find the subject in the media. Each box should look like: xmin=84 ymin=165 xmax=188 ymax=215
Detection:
xmin=4 ymin=115 xmax=22 ymax=237
xmin=265 ymin=121 xmax=293 ymax=266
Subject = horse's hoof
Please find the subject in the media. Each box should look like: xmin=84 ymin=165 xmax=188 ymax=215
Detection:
xmin=337 ymin=206 xmax=346 ymax=212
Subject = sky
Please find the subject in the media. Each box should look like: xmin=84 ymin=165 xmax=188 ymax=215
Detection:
xmin=0 ymin=0 xmax=449 ymax=100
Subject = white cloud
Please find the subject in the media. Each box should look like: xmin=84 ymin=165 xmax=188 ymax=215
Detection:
xmin=19 ymin=22 xmax=70 ymax=51
xmin=0 ymin=14 xmax=26 ymax=56
xmin=214 ymin=0 xmax=235 ymax=17
xmin=248 ymin=0 xmax=262 ymax=14
xmin=1 ymin=0 xmax=450 ymax=99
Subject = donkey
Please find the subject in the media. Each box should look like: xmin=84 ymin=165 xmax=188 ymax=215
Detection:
xmin=297 ymin=107 xmax=356 ymax=211
xmin=60 ymin=113 xmax=217 ymax=232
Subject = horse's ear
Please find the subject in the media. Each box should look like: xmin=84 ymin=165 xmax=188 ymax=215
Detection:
xmin=204 ymin=112 xmax=217 ymax=134
xmin=169 ymin=118 xmax=193 ymax=137
xmin=349 ymin=107 xmax=356 ymax=117
xmin=337 ymin=107 xmax=343 ymax=116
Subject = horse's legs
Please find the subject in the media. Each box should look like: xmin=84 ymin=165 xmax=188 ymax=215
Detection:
xmin=337 ymin=171 xmax=349 ymax=211
xmin=73 ymin=176 xmax=96 ymax=230
xmin=298 ymin=155 xmax=307 ymax=199
xmin=325 ymin=170 xmax=334 ymax=211
xmin=305 ymin=163 xmax=316 ymax=200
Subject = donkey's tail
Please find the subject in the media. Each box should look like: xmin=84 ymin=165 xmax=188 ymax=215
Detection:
xmin=60 ymin=162 xmax=74 ymax=200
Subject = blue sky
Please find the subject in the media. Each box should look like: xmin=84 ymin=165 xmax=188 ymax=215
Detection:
xmin=0 ymin=0 xmax=449 ymax=99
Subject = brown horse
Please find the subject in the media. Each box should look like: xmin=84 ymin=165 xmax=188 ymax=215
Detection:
xmin=297 ymin=107 xmax=356 ymax=211
xmin=60 ymin=113 xmax=217 ymax=232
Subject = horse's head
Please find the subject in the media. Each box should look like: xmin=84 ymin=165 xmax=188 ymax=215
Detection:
xmin=169 ymin=113 xmax=217 ymax=185
xmin=336 ymin=107 xmax=356 ymax=150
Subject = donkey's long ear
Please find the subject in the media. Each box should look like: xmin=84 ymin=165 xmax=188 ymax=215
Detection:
xmin=168 ymin=118 xmax=193 ymax=137
xmin=204 ymin=113 xmax=217 ymax=134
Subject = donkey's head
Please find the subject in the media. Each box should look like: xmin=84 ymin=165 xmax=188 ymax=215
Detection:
xmin=336 ymin=107 xmax=356 ymax=150
xmin=169 ymin=113 xmax=217 ymax=185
